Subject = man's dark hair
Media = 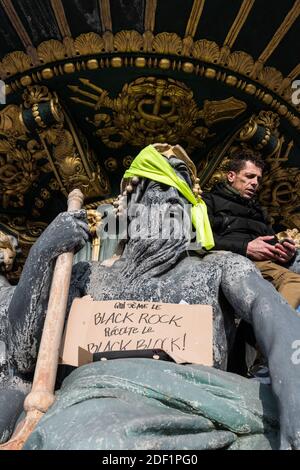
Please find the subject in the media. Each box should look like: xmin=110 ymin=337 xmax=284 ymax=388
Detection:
xmin=225 ymin=150 xmax=266 ymax=174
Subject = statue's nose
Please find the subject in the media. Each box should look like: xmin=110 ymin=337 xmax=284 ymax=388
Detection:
xmin=165 ymin=186 xmax=181 ymax=205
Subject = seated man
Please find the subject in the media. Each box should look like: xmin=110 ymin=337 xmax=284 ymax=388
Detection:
xmin=2 ymin=144 xmax=300 ymax=449
xmin=202 ymin=150 xmax=300 ymax=309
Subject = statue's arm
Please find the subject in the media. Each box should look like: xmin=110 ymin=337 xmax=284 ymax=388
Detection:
xmin=7 ymin=210 xmax=90 ymax=374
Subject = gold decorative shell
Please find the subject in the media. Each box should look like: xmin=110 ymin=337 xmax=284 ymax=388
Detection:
xmin=192 ymin=39 xmax=220 ymax=63
xmin=74 ymin=33 xmax=104 ymax=55
xmin=227 ymin=51 xmax=254 ymax=75
xmin=114 ymin=30 xmax=143 ymax=52
xmin=37 ymin=40 xmax=67 ymax=63
xmin=1 ymin=51 xmax=32 ymax=75
xmin=152 ymin=33 xmax=182 ymax=55
xmin=258 ymin=67 xmax=283 ymax=91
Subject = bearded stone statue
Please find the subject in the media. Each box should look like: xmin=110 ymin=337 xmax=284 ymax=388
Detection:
xmin=1 ymin=144 xmax=300 ymax=450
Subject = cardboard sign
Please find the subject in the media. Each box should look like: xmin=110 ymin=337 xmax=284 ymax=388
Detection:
xmin=60 ymin=296 xmax=213 ymax=366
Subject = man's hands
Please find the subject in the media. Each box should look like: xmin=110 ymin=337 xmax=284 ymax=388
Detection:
xmin=246 ymin=235 xmax=296 ymax=263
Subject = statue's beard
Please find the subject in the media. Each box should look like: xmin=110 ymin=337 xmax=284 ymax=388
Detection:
xmin=119 ymin=203 xmax=190 ymax=283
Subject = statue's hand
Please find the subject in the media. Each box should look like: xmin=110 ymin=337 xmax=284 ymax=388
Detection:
xmin=33 ymin=210 xmax=90 ymax=260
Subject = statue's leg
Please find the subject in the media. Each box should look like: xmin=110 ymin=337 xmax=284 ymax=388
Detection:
xmin=211 ymin=252 xmax=300 ymax=449
xmin=0 ymin=380 xmax=30 ymax=444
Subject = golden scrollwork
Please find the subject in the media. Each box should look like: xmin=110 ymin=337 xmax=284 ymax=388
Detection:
xmin=201 ymin=98 xmax=247 ymax=126
xmin=259 ymin=139 xmax=300 ymax=229
xmin=70 ymin=77 xmax=246 ymax=152
xmin=40 ymin=120 xmax=110 ymax=198
xmin=0 ymin=86 xmax=110 ymax=212
xmin=0 ymin=105 xmax=49 ymax=208
xmin=253 ymin=110 xmax=280 ymax=133
xmin=0 ymin=104 xmax=27 ymax=136
xmin=23 ymin=85 xmax=110 ymax=198
xmin=0 ymin=216 xmax=47 ymax=244
xmin=22 ymin=85 xmax=53 ymax=108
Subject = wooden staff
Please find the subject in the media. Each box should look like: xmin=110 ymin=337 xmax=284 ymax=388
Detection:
xmin=0 ymin=189 xmax=84 ymax=450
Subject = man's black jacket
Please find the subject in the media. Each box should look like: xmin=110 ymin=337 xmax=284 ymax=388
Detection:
xmin=202 ymin=182 xmax=275 ymax=256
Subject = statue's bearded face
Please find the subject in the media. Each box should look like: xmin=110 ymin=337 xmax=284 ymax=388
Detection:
xmin=120 ymin=156 xmax=193 ymax=280
xmin=127 ymin=157 xmax=193 ymax=244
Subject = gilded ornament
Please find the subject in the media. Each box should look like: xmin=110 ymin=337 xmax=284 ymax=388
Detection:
xmin=192 ymin=40 xmax=220 ymax=63
xmin=123 ymin=156 xmax=133 ymax=168
xmin=205 ymin=68 xmax=216 ymax=79
xmin=87 ymin=209 xmax=102 ymax=245
xmin=201 ymin=97 xmax=247 ymax=126
xmin=41 ymin=117 xmax=110 ymax=198
xmin=262 ymin=94 xmax=273 ymax=105
xmin=255 ymin=110 xmax=280 ymax=132
xmin=37 ymin=39 xmax=67 ymax=63
xmin=49 ymin=179 xmax=60 ymax=191
xmin=278 ymin=105 xmax=287 ymax=116
xmin=74 ymin=33 xmax=104 ymax=55
xmin=291 ymin=116 xmax=300 ymax=127
xmin=227 ymin=51 xmax=254 ymax=75
xmin=159 ymin=59 xmax=171 ymax=70
xmin=1 ymin=29 xmax=299 ymax=123
xmin=111 ymin=57 xmax=122 ymax=68
xmin=87 ymin=60 xmax=99 ymax=70
xmin=152 ymin=33 xmax=182 ymax=55
xmin=114 ymin=30 xmax=143 ymax=52
xmin=0 ymin=105 xmax=27 ymax=136
xmin=20 ymin=75 xmax=32 ymax=86
xmin=40 ymin=188 xmax=51 ymax=200
xmin=5 ymin=84 xmax=12 ymax=95
xmin=258 ymin=67 xmax=283 ymax=91
xmin=135 ymin=57 xmax=146 ymax=68
xmin=104 ymin=157 xmax=118 ymax=172
xmin=225 ymin=75 xmax=238 ymax=86
xmin=63 ymin=63 xmax=76 ymax=74
xmin=41 ymin=68 xmax=54 ymax=80
xmin=1 ymin=51 xmax=32 ymax=76
xmin=71 ymin=77 xmax=246 ymax=153
xmin=35 ymin=198 xmax=44 ymax=209
xmin=0 ymin=118 xmax=48 ymax=208
xmin=182 ymin=62 xmax=194 ymax=73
